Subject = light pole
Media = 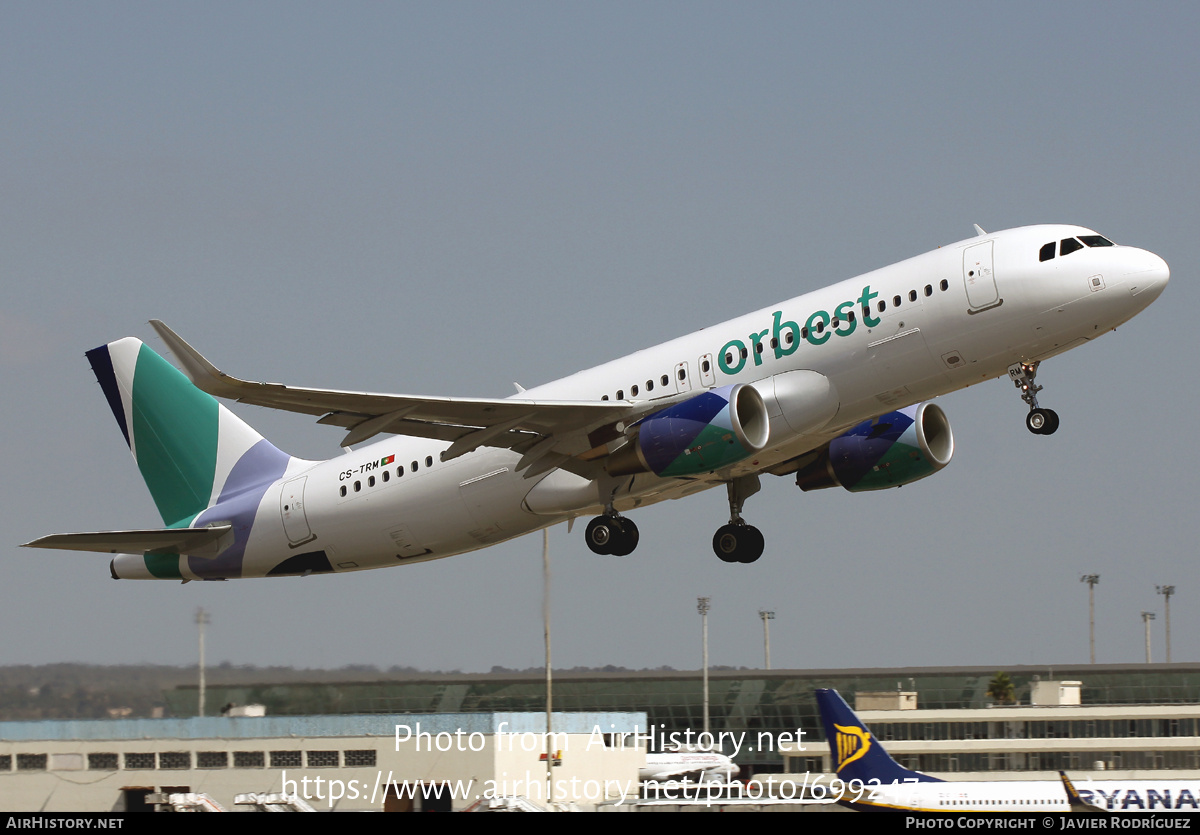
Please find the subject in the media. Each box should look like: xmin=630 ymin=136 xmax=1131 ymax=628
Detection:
xmin=1156 ymin=585 xmax=1175 ymax=663
xmin=1081 ymin=574 xmax=1099 ymax=663
xmin=759 ymin=610 xmax=774 ymax=670
xmin=1141 ymin=611 xmax=1156 ymax=663
xmin=542 ymin=529 xmax=553 ymax=803
xmin=195 ymin=607 xmax=210 ymax=717
xmin=698 ymin=597 xmax=711 ymax=739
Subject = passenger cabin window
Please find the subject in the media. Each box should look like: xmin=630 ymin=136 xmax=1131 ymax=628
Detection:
xmin=630 ymin=384 xmax=639 ymax=397
xmin=908 ymin=289 xmax=917 ymax=302
xmin=616 ymin=390 xmax=624 ymax=400
xmin=939 ymin=279 xmax=949 ymax=291
xmin=1060 ymin=237 xmax=1084 ymax=256
xmin=924 ymin=284 xmax=932 ymax=297
xmin=1039 ymin=242 xmax=1056 ymax=262
xmin=660 ymin=374 xmax=669 ymax=386
xmin=425 ymin=456 xmax=433 ymax=467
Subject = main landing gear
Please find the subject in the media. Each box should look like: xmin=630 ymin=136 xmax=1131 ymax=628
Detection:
xmin=1008 ymin=361 xmax=1060 ymax=436
xmin=713 ymin=476 xmax=764 ymax=564
xmin=584 ymin=511 xmax=640 ymax=557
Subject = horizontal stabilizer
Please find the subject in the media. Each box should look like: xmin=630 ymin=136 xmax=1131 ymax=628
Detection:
xmin=23 ymin=525 xmax=233 ymax=556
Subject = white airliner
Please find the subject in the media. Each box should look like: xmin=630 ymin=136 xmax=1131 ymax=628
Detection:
xmin=25 ymin=224 xmax=1168 ymax=580
xmin=640 ymin=750 xmax=736 ymax=784
xmin=816 ymin=688 xmax=1200 ymax=813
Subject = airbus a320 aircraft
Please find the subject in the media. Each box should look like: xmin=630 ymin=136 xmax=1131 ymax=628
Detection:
xmin=26 ymin=225 xmax=1168 ymax=580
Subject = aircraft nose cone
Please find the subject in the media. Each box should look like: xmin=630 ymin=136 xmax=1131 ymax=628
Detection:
xmin=1125 ymin=249 xmax=1170 ymax=300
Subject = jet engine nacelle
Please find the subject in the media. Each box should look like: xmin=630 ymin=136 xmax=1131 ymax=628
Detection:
xmin=795 ymin=402 xmax=953 ymax=492
xmin=607 ymin=384 xmax=771 ymax=478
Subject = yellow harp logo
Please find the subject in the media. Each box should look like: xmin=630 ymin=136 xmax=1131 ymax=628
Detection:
xmin=834 ymin=723 xmax=871 ymax=770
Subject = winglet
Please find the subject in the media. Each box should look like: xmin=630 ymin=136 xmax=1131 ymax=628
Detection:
xmin=149 ymin=319 xmax=262 ymax=399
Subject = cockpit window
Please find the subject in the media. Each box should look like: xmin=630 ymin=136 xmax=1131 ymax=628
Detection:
xmin=1079 ymin=235 xmax=1114 ymax=248
xmin=1060 ymin=238 xmax=1084 ymax=256
xmin=1039 ymin=242 xmax=1056 ymax=262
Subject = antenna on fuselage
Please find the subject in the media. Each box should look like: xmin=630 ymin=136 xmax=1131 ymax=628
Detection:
xmin=973 ymin=224 xmax=986 ymax=236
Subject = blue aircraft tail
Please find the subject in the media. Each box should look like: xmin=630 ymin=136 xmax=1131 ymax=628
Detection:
xmin=815 ymin=689 xmax=941 ymax=784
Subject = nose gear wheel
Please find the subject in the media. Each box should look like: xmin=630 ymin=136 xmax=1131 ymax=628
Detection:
xmin=1009 ymin=361 xmax=1060 ymax=435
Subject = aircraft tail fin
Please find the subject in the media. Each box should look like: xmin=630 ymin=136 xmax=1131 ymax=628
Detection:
xmin=815 ymin=689 xmax=941 ymax=784
xmin=1059 ymin=771 xmax=1108 ymax=814
xmin=86 ymin=337 xmax=293 ymax=527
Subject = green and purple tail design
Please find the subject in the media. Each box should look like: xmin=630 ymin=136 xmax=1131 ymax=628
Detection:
xmin=87 ymin=338 xmax=295 ymax=578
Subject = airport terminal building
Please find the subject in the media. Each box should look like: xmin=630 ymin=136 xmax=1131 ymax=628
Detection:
xmin=5 ymin=663 xmax=1200 ymax=811
xmin=168 ymin=663 xmax=1200 ymax=778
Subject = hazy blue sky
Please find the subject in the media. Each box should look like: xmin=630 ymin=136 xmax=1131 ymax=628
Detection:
xmin=3 ymin=2 xmax=1197 ymax=674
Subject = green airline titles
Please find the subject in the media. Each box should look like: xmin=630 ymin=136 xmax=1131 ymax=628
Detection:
xmin=717 ymin=285 xmax=879 ymax=375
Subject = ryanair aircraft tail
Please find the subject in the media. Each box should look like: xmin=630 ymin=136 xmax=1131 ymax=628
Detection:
xmin=815 ymin=689 xmax=941 ymax=785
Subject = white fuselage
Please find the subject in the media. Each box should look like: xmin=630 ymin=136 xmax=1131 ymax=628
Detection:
xmin=134 ymin=225 xmax=1168 ymax=579
xmin=850 ymin=777 xmax=1199 ymax=813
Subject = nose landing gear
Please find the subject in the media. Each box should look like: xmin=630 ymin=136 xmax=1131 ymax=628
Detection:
xmin=1009 ymin=361 xmax=1059 ymax=435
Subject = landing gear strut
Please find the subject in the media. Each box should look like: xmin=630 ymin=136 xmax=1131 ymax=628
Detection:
xmin=1008 ymin=361 xmax=1059 ymax=435
xmin=712 ymin=476 xmax=764 ymax=564
xmin=584 ymin=510 xmax=639 ymax=557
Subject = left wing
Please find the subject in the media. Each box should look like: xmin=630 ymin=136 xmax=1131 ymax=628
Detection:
xmin=150 ymin=321 xmax=676 ymax=478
